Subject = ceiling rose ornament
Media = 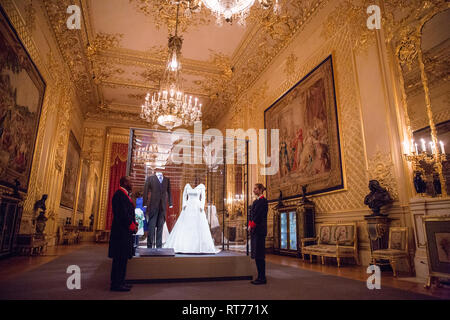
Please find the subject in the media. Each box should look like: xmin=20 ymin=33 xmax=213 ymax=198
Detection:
xmin=181 ymin=0 xmax=281 ymax=26
xmin=140 ymin=2 xmax=202 ymax=131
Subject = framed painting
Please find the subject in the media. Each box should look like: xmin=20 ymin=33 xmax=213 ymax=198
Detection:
xmin=60 ymin=132 xmax=81 ymax=209
xmin=0 ymin=7 xmax=46 ymax=193
xmin=77 ymin=159 xmax=89 ymax=214
xmin=422 ymin=215 xmax=450 ymax=287
xmin=264 ymin=55 xmax=343 ymax=202
xmin=91 ymin=173 xmax=99 ymax=216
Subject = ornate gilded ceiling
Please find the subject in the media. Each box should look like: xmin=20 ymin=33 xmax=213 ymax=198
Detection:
xmin=41 ymin=0 xmax=325 ymax=126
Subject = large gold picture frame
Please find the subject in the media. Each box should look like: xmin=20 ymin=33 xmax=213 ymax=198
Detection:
xmin=60 ymin=131 xmax=81 ymax=209
xmin=264 ymin=55 xmax=343 ymax=202
xmin=422 ymin=215 xmax=450 ymax=288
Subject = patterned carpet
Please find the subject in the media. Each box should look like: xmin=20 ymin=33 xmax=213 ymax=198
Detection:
xmin=0 ymin=244 xmax=438 ymax=300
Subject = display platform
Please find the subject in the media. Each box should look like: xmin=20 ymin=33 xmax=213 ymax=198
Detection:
xmin=138 ymin=248 xmax=175 ymax=256
xmin=126 ymin=249 xmax=254 ymax=283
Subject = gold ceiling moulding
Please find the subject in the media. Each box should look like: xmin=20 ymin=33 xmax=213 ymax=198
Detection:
xmin=129 ymin=0 xmax=213 ymax=33
xmin=100 ymin=78 xmax=159 ymax=90
xmin=96 ymin=47 xmax=229 ymax=76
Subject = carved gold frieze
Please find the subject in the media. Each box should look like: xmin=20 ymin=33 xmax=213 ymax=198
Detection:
xmin=396 ymin=30 xmax=420 ymax=71
xmin=133 ymin=67 xmax=163 ymax=84
xmin=322 ymin=0 xmax=377 ymax=53
xmin=87 ymin=32 xmax=123 ymax=56
xmin=24 ymin=0 xmax=36 ymax=33
xmin=284 ymin=53 xmax=298 ymax=81
xmin=86 ymin=33 xmax=126 ymax=84
xmin=42 ymin=0 xmax=96 ymax=111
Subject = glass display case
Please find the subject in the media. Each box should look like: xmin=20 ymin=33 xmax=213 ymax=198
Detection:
xmin=126 ymin=128 xmax=251 ymax=253
xmin=273 ymin=201 xmax=316 ymax=257
xmin=278 ymin=209 xmax=298 ymax=254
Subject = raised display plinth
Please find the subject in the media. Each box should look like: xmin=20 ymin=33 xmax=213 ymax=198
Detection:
xmin=138 ymin=248 xmax=175 ymax=256
xmin=126 ymin=249 xmax=254 ymax=283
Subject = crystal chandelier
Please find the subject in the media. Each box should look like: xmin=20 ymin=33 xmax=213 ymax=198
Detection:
xmin=141 ymin=3 xmax=202 ymax=131
xmin=134 ymin=133 xmax=179 ymax=170
xmin=183 ymin=0 xmax=281 ymax=25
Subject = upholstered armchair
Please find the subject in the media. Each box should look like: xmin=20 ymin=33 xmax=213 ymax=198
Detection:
xmin=370 ymin=227 xmax=412 ymax=277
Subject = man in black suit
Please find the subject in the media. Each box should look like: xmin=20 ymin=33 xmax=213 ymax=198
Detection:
xmin=248 ymin=183 xmax=269 ymax=285
xmin=108 ymin=176 xmax=137 ymax=292
xmin=143 ymin=172 xmax=173 ymax=248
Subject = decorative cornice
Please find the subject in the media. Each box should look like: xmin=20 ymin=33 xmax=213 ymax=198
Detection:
xmin=42 ymin=0 xmax=97 ymax=112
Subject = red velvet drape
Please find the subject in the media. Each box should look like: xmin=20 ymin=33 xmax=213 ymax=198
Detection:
xmin=105 ymin=143 xmax=129 ymax=230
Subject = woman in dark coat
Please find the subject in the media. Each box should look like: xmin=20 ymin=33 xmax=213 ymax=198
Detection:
xmin=108 ymin=176 xmax=137 ymax=291
xmin=248 ymin=183 xmax=269 ymax=285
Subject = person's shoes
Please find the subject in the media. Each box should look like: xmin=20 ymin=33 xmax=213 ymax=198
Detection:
xmin=110 ymin=285 xmax=131 ymax=292
xmin=250 ymin=278 xmax=267 ymax=285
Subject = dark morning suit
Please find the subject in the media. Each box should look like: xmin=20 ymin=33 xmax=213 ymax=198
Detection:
xmin=143 ymin=175 xmax=173 ymax=248
xmin=249 ymin=196 xmax=268 ymax=280
xmin=108 ymin=188 xmax=136 ymax=288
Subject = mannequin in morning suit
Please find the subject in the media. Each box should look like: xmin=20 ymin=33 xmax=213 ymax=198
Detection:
xmin=143 ymin=171 xmax=173 ymax=248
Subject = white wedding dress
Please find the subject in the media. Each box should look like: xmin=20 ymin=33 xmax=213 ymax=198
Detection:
xmin=163 ymin=183 xmax=219 ymax=254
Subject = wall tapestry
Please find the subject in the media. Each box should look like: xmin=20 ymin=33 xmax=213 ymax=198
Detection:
xmin=264 ymin=55 xmax=343 ymax=201
xmin=0 ymin=8 xmax=46 ymax=193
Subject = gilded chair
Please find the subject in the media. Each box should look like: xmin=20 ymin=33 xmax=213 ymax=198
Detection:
xmin=371 ymin=227 xmax=412 ymax=277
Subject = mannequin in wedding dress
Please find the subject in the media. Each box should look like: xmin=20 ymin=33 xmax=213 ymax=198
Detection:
xmin=163 ymin=183 xmax=219 ymax=254
xmin=162 ymin=221 xmax=169 ymax=245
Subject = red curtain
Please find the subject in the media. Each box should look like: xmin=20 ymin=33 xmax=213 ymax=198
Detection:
xmin=105 ymin=143 xmax=129 ymax=230
xmin=167 ymin=188 xmax=181 ymax=232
